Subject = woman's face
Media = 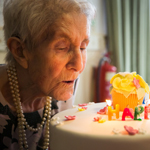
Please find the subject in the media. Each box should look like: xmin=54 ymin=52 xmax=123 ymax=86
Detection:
xmin=26 ymin=13 xmax=90 ymax=100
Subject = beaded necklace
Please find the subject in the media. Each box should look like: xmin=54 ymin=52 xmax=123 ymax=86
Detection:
xmin=7 ymin=65 xmax=51 ymax=150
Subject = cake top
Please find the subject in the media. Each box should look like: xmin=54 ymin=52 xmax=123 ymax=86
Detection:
xmin=50 ymin=102 xmax=150 ymax=136
xmin=110 ymin=72 xmax=149 ymax=99
xmin=50 ymin=102 xmax=150 ymax=150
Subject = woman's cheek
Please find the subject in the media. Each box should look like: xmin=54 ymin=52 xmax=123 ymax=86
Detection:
xmin=80 ymin=52 xmax=87 ymax=73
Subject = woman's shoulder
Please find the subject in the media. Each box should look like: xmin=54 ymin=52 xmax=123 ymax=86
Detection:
xmin=0 ymin=91 xmax=16 ymax=122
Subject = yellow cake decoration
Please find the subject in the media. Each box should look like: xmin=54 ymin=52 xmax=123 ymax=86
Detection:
xmin=110 ymin=72 xmax=149 ymax=111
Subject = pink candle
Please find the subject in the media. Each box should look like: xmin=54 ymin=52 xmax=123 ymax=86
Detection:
xmin=144 ymin=105 xmax=149 ymax=119
xmin=122 ymin=108 xmax=134 ymax=121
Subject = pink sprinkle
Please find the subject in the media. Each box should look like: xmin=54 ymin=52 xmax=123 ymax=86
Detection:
xmin=94 ymin=116 xmax=102 ymax=122
xmin=133 ymin=77 xmax=140 ymax=89
xmin=124 ymin=125 xmax=138 ymax=135
xmin=78 ymin=103 xmax=88 ymax=106
xmin=81 ymin=106 xmax=87 ymax=110
xmin=97 ymin=106 xmax=107 ymax=115
xmin=65 ymin=116 xmax=76 ymax=120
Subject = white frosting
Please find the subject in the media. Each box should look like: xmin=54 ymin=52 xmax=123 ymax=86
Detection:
xmin=50 ymin=102 xmax=150 ymax=150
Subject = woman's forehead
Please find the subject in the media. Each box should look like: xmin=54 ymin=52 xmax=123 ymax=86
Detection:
xmin=52 ymin=14 xmax=90 ymax=38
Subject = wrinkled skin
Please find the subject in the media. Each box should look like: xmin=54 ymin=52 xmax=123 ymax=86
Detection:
xmin=26 ymin=13 xmax=90 ymax=101
xmin=1 ymin=13 xmax=90 ymax=112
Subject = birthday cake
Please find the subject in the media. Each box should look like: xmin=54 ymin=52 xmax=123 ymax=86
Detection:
xmin=50 ymin=102 xmax=150 ymax=150
xmin=110 ymin=72 xmax=149 ymax=111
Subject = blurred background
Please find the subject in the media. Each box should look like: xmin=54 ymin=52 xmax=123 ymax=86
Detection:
xmin=0 ymin=0 xmax=150 ymax=105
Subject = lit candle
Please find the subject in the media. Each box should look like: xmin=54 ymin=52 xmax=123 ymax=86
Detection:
xmin=108 ymin=104 xmax=119 ymax=120
xmin=122 ymin=107 xmax=134 ymax=121
xmin=134 ymin=106 xmax=144 ymax=121
xmin=106 ymin=99 xmax=112 ymax=106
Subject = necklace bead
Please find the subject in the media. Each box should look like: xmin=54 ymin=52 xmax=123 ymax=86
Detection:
xmin=7 ymin=65 xmax=51 ymax=150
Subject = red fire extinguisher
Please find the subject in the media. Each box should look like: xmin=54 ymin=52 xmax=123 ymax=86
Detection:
xmin=96 ymin=53 xmax=117 ymax=102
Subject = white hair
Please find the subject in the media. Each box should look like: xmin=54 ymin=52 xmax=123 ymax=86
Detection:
xmin=3 ymin=0 xmax=96 ymax=64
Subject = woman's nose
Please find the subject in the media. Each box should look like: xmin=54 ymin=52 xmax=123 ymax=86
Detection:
xmin=66 ymin=49 xmax=85 ymax=72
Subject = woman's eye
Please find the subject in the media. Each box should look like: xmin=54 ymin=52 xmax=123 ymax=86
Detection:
xmin=80 ymin=42 xmax=88 ymax=51
xmin=58 ymin=47 xmax=68 ymax=50
xmin=80 ymin=47 xmax=86 ymax=51
xmin=55 ymin=40 xmax=69 ymax=51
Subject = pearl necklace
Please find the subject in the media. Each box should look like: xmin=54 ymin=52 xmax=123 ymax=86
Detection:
xmin=7 ymin=65 xmax=51 ymax=150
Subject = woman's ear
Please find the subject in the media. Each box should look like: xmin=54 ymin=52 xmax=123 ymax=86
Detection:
xmin=7 ymin=37 xmax=28 ymax=69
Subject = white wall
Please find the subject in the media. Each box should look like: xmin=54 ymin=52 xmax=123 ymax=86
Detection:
xmin=0 ymin=0 xmax=6 ymax=63
xmin=0 ymin=51 xmax=6 ymax=64
xmin=0 ymin=0 xmax=107 ymax=104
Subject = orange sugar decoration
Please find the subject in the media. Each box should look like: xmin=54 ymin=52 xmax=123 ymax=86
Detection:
xmin=111 ymin=90 xmax=143 ymax=111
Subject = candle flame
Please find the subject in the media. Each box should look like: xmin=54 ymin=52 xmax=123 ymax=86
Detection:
xmin=106 ymin=99 xmax=112 ymax=106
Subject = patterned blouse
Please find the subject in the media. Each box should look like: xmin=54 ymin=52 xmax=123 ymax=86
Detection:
xmin=0 ymin=92 xmax=58 ymax=150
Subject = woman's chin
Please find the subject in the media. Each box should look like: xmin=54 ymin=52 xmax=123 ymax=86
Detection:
xmin=51 ymin=91 xmax=73 ymax=101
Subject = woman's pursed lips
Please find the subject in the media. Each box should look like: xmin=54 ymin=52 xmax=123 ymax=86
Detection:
xmin=61 ymin=79 xmax=76 ymax=85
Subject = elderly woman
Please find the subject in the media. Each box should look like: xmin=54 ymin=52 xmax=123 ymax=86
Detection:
xmin=0 ymin=0 xmax=95 ymax=149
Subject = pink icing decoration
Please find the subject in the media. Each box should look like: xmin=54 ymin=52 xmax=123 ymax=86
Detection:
xmin=65 ymin=116 xmax=76 ymax=120
xmin=124 ymin=125 xmax=138 ymax=135
xmin=78 ymin=103 xmax=88 ymax=106
xmin=97 ymin=106 xmax=107 ymax=115
xmin=81 ymin=106 xmax=87 ymax=110
xmin=94 ymin=116 xmax=102 ymax=122
xmin=133 ymin=77 xmax=140 ymax=89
